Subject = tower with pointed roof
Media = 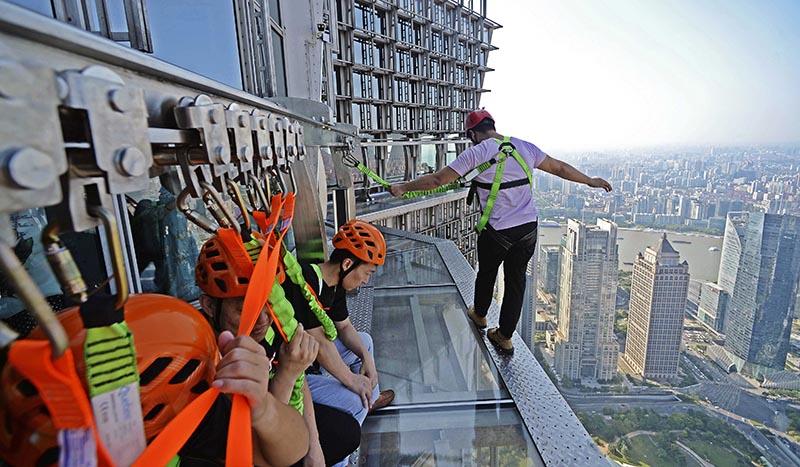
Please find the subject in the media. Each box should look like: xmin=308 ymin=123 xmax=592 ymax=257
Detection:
xmin=623 ymin=233 xmax=690 ymax=380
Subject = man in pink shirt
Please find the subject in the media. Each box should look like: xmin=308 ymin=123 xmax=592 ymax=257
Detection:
xmin=389 ymin=110 xmax=612 ymax=354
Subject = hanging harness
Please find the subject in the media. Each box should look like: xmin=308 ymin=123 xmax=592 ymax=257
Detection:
xmin=471 ymin=137 xmax=535 ymax=233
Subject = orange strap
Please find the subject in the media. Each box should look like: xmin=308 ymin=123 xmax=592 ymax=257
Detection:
xmin=136 ymin=210 xmax=287 ymax=467
xmin=132 ymin=389 xmax=218 ymax=466
xmin=228 ymin=211 xmax=287 ymax=465
xmin=9 ymin=341 xmax=114 ymax=466
xmin=305 ymin=283 xmax=329 ymax=311
xmin=254 ymin=193 xmax=285 ymax=235
xmin=279 ymin=192 xmax=295 ymax=233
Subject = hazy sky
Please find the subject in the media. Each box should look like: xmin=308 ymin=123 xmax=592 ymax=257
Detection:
xmin=480 ymin=0 xmax=800 ymax=152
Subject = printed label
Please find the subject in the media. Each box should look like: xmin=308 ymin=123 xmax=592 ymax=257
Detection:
xmin=58 ymin=428 xmax=97 ymax=467
xmin=91 ymin=382 xmax=147 ymax=467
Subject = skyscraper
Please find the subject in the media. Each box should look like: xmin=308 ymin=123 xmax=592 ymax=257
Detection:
xmin=555 ymin=219 xmax=619 ymax=382
xmin=538 ymin=244 xmax=561 ymax=294
xmin=724 ymin=213 xmax=800 ymax=378
xmin=697 ymin=282 xmax=728 ymax=334
xmin=518 ymin=249 xmax=539 ymax=351
xmin=622 ymin=234 xmax=689 ymax=380
xmin=718 ymin=212 xmax=749 ymax=300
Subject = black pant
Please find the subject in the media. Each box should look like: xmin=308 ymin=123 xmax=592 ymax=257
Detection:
xmin=313 ymin=403 xmax=362 ymax=466
xmin=473 ymin=221 xmax=538 ymax=338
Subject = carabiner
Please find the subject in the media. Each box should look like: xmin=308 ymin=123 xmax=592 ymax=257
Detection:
xmin=226 ymin=179 xmax=251 ymax=231
xmin=177 ymin=187 xmax=217 ymax=234
xmin=42 ymin=223 xmax=89 ymax=305
xmin=248 ymin=173 xmax=270 ymax=215
xmin=342 ymin=151 xmax=361 ymax=168
xmin=88 ymin=205 xmax=129 ymax=310
xmin=199 ymin=180 xmax=240 ymax=235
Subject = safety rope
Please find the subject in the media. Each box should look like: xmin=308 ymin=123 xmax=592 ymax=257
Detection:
xmin=343 ymin=154 xmax=463 ymax=198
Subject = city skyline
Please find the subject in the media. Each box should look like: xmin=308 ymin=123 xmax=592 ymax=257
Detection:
xmin=481 ymin=0 xmax=800 ymax=152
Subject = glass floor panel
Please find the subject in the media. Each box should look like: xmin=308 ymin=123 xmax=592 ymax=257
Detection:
xmin=375 ymin=235 xmax=454 ymax=287
xmin=360 ymin=405 xmax=543 ymax=467
xmin=372 ymin=286 xmax=508 ymax=405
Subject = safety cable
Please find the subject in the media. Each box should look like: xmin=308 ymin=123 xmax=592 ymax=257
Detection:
xmin=342 ymin=152 xmax=496 ymax=199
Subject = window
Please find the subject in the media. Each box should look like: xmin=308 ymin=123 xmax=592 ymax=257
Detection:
xmin=270 ymin=29 xmax=288 ymax=96
xmin=148 ymin=0 xmax=244 ymax=89
xmin=397 ymin=18 xmax=412 ymax=43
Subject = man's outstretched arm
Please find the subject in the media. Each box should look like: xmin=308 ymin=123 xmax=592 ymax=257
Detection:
xmin=537 ymin=155 xmax=612 ymax=192
xmin=389 ymin=167 xmax=460 ymax=197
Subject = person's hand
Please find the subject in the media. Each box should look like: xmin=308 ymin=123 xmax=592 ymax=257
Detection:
xmin=303 ymin=438 xmax=325 ymax=467
xmin=213 ymin=331 xmax=271 ymax=420
xmin=345 ymin=373 xmax=373 ymax=409
xmin=360 ymin=357 xmax=379 ymax=390
xmin=388 ymin=184 xmax=405 ymax=197
xmin=278 ymin=324 xmax=319 ymax=379
xmin=588 ymin=177 xmax=612 ymax=192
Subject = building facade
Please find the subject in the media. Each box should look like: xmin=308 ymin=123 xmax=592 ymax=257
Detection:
xmin=697 ymin=282 xmax=728 ymax=334
xmin=724 ymin=213 xmax=800 ymax=378
xmin=334 ymin=0 xmax=500 ymax=266
xmin=555 ymin=219 xmax=620 ymax=382
xmin=623 ymin=234 xmax=689 ymax=380
xmin=518 ymin=249 xmax=539 ymax=351
xmin=538 ymin=244 xmax=561 ymax=295
xmin=717 ymin=212 xmax=748 ymax=300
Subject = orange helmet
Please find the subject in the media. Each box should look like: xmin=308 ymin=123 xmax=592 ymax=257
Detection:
xmin=195 ymin=229 xmax=264 ymax=298
xmin=332 ymin=220 xmax=386 ymax=266
xmin=465 ymin=109 xmax=494 ymax=132
xmin=0 ymin=294 xmax=219 ymax=466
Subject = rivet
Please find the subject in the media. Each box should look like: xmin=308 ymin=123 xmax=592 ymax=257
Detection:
xmin=3 ymin=147 xmax=57 ymax=190
xmin=115 ymin=147 xmax=148 ymax=177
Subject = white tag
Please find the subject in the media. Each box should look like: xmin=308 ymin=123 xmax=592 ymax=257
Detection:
xmin=58 ymin=428 xmax=97 ymax=467
xmin=91 ymin=382 xmax=147 ymax=467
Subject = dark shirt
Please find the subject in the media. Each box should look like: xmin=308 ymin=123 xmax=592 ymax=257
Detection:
xmin=284 ymin=263 xmax=348 ymax=330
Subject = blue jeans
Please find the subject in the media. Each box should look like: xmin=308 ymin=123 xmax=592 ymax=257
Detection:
xmin=307 ymin=332 xmax=380 ymax=426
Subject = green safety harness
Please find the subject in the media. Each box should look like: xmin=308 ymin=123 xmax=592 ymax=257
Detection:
xmin=471 ymin=137 xmax=535 ymax=233
xmin=343 ymin=137 xmax=534 ymax=233
xmin=250 ymin=193 xmax=338 ymax=414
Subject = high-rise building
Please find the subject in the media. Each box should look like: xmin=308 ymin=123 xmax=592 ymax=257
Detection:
xmin=518 ymin=249 xmax=539 ymax=351
xmin=724 ymin=213 xmax=800 ymax=378
xmin=697 ymin=282 xmax=728 ymax=334
xmin=622 ymin=235 xmax=689 ymax=380
xmin=555 ymin=219 xmax=620 ymax=382
xmin=538 ymin=244 xmax=561 ymax=294
xmin=717 ymin=212 xmax=749 ymax=329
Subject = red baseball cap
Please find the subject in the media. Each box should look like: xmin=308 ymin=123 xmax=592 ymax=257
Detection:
xmin=465 ymin=109 xmax=494 ymax=131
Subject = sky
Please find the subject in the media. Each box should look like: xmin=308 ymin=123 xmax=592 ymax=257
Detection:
xmin=480 ymin=0 xmax=800 ymax=152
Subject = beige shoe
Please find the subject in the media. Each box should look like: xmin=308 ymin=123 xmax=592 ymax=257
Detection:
xmin=467 ymin=306 xmax=487 ymax=328
xmin=487 ymin=327 xmax=514 ymax=354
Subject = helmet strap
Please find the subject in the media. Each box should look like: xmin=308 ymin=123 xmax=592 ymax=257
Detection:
xmin=338 ymin=257 xmax=362 ymax=290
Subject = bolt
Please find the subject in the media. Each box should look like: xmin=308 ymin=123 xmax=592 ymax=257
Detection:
xmin=238 ymin=114 xmax=248 ymax=128
xmin=209 ymin=108 xmax=221 ymax=124
xmin=55 ymin=76 xmax=69 ymax=100
xmin=109 ymin=88 xmax=133 ymax=112
xmin=114 ymin=147 xmax=148 ymax=177
xmin=241 ymin=146 xmax=253 ymax=162
xmin=258 ymin=117 xmax=267 ymax=130
xmin=3 ymin=147 xmax=58 ymax=190
xmin=212 ymin=145 xmax=226 ymax=164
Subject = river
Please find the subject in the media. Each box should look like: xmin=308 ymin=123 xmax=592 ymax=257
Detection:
xmin=537 ymin=226 xmax=723 ymax=283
